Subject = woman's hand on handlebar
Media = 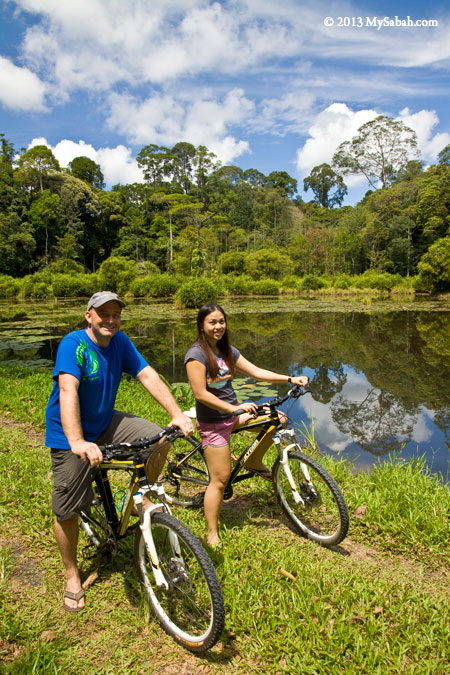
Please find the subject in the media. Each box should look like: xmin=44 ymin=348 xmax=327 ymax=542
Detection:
xmin=290 ymin=375 xmax=309 ymax=387
xmin=232 ymin=401 xmax=258 ymax=416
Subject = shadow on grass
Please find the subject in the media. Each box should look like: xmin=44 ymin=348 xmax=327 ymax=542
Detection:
xmin=219 ymin=485 xmax=352 ymax=557
xmin=79 ymin=527 xmax=237 ymax=665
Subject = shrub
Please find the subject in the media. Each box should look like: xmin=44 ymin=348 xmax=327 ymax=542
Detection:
xmin=26 ymin=280 xmax=53 ymax=299
xmin=136 ymin=261 xmax=161 ymax=276
xmin=20 ymin=273 xmax=53 ymax=299
xmin=129 ymin=276 xmax=155 ymax=297
xmin=97 ymin=256 xmax=138 ymax=294
xmin=226 ymin=275 xmax=251 ymax=296
xmin=353 ymin=271 xmax=401 ymax=291
xmin=48 ymin=259 xmax=85 ymax=274
xmin=417 ymin=236 xmax=450 ymax=293
xmin=217 ymin=251 xmax=247 ymax=275
xmin=0 ymin=275 xmax=20 ymax=299
xmin=280 ymin=275 xmax=301 ymax=293
xmin=300 ymin=274 xmax=325 ymax=291
xmin=130 ymin=274 xmax=179 ymax=298
xmin=249 ymin=279 xmax=280 ymax=295
xmin=51 ymin=273 xmax=97 ymax=298
xmin=171 ymin=255 xmax=191 ymax=276
xmin=244 ymin=248 xmax=294 ymax=280
xmin=332 ymin=274 xmax=352 ymax=290
xmin=391 ymin=277 xmax=416 ymax=295
xmin=152 ymin=274 xmax=179 ymax=298
xmin=175 ymin=278 xmax=217 ymax=308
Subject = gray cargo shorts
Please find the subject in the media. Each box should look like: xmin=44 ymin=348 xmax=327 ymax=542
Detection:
xmin=51 ymin=411 xmax=163 ymax=521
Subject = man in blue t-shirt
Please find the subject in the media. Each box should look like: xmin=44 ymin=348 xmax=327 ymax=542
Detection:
xmin=45 ymin=291 xmax=193 ymax=612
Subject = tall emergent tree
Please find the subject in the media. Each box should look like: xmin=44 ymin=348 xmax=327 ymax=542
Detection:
xmin=68 ymin=156 xmax=105 ymax=189
xmin=17 ymin=145 xmax=61 ymax=193
xmin=332 ymin=115 xmax=419 ymax=189
xmin=303 ymin=163 xmax=347 ymax=207
xmin=437 ymin=144 xmax=450 ymax=166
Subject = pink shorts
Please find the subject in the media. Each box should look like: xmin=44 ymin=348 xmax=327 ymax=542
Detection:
xmin=196 ymin=417 xmax=239 ymax=449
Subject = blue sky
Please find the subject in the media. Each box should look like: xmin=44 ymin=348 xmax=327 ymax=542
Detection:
xmin=1 ymin=0 xmax=449 ymax=204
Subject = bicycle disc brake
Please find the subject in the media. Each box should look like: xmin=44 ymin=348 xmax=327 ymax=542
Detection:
xmin=167 ymin=558 xmax=192 ymax=591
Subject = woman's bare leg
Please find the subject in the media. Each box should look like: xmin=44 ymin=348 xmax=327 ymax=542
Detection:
xmin=203 ymin=444 xmax=231 ymax=546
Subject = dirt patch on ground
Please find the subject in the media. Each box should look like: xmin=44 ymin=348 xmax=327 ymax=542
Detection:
xmin=343 ymin=538 xmax=450 ymax=596
xmin=0 ymin=413 xmax=45 ymax=445
xmin=0 ymin=537 xmax=46 ymax=590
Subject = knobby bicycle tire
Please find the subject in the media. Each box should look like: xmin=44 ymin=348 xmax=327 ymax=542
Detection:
xmin=134 ymin=512 xmax=224 ymax=653
xmin=273 ymin=449 xmax=349 ymax=547
xmin=164 ymin=443 xmax=209 ymax=507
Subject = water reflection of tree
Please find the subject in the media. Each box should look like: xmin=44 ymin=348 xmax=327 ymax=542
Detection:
xmin=433 ymin=407 xmax=450 ymax=446
xmin=331 ymin=388 xmax=416 ymax=456
xmin=308 ymin=363 xmax=347 ymax=404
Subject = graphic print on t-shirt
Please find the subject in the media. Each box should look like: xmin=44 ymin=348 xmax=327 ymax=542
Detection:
xmin=207 ymin=357 xmax=231 ymax=389
xmin=76 ymin=340 xmax=100 ymax=380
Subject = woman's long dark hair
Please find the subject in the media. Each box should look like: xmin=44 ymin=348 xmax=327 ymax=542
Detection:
xmin=195 ymin=303 xmax=235 ymax=378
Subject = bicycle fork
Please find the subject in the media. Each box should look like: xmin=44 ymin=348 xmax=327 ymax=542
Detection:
xmin=134 ymin=486 xmax=185 ymax=590
xmin=273 ymin=429 xmax=312 ymax=506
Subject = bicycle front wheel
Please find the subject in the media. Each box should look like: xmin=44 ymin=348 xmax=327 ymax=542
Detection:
xmin=134 ymin=512 xmax=224 ymax=653
xmin=273 ymin=449 xmax=349 ymax=547
xmin=164 ymin=440 xmax=209 ymax=507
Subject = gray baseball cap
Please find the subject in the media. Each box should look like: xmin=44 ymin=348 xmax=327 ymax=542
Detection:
xmin=87 ymin=291 xmax=126 ymax=311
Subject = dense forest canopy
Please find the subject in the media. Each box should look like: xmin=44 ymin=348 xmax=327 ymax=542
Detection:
xmin=1 ymin=119 xmax=450 ymax=293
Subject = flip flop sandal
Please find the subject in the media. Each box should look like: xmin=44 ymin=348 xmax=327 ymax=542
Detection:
xmin=62 ymin=588 xmax=86 ymax=613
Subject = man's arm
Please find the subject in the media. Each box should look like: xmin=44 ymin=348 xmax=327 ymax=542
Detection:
xmin=58 ymin=373 xmax=103 ymax=465
xmin=136 ymin=366 xmax=193 ymax=436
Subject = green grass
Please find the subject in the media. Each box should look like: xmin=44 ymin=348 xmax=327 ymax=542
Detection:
xmin=0 ymin=367 xmax=449 ymax=673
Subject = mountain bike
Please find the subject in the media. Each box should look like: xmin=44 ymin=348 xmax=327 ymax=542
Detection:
xmin=164 ymin=386 xmax=349 ymax=547
xmin=78 ymin=426 xmax=225 ymax=653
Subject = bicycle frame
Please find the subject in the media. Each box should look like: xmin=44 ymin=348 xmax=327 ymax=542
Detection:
xmin=166 ymin=387 xmax=350 ymax=547
xmin=80 ymin=435 xmax=183 ymax=589
xmin=168 ymin=407 xmax=300 ymax=501
xmin=225 ymin=412 xmax=282 ymax=493
xmin=168 ymin=386 xmax=311 ymax=495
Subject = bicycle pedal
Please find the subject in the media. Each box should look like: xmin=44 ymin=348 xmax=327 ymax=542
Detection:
xmin=81 ymin=544 xmax=100 ymax=559
xmin=191 ymin=491 xmax=206 ymax=507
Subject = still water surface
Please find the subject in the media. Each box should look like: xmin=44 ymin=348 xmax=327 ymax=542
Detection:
xmin=1 ymin=300 xmax=449 ymax=477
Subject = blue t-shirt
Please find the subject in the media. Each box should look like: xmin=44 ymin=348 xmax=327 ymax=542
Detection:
xmin=45 ymin=329 xmax=148 ymax=449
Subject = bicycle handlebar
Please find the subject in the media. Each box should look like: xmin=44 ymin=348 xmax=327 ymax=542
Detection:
xmin=99 ymin=425 xmax=185 ymax=460
xmin=233 ymin=384 xmax=311 ymax=418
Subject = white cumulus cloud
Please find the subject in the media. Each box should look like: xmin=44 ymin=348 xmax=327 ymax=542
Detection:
xmin=296 ymin=103 xmax=450 ymax=186
xmin=28 ymin=137 xmax=143 ymax=187
xmin=106 ymin=88 xmax=253 ymax=164
xmin=296 ymin=103 xmax=378 ymax=184
xmin=0 ymin=56 xmax=47 ymax=111
xmin=397 ymin=108 xmax=450 ymax=162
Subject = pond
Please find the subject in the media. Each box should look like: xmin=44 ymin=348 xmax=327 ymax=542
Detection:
xmin=1 ymin=297 xmax=449 ymax=478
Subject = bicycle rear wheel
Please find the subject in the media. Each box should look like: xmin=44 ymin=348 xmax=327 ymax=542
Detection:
xmin=164 ymin=440 xmax=209 ymax=507
xmin=134 ymin=512 xmax=224 ymax=653
xmin=79 ymin=494 xmax=116 ymax=557
xmin=273 ymin=448 xmax=349 ymax=547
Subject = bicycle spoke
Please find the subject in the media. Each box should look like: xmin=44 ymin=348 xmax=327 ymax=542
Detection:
xmin=134 ymin=512 xmax=224 ymax=652
xmin=274 ymin=449 xmax=349 ymax=546
xmin=164 ymin=439 xmax=209 ymax=506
